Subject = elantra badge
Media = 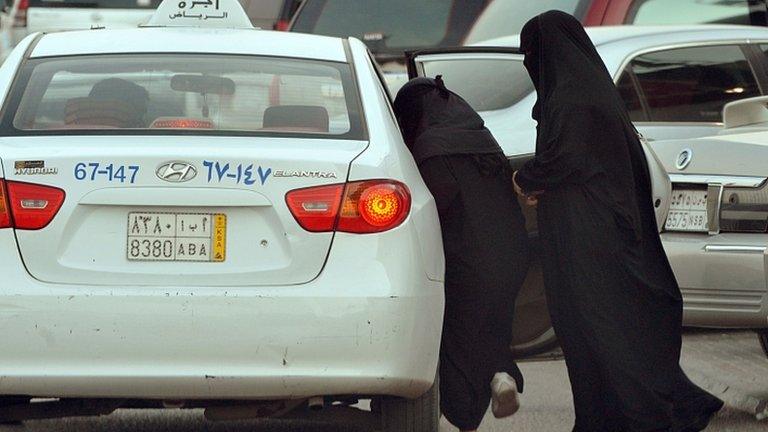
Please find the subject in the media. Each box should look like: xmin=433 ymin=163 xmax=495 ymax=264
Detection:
xmin=675 ymin=148 xmax=693 ymax=170
xmin=156 ymin=161 xmax=197 ymax=183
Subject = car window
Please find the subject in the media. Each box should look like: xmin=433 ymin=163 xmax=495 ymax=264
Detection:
xmin=626 ymin=0 xmax=766 ymax=25
xmin=616 ymin=71 xmax=648 ymax=122
xmin=419 ymin=56 xmax=533 ymax=112
xmin=8 ymin=54 xmax=364 ymax=139
xmin=623 ymin=45 xmax=760 ymax=123
xmin=463 ymin=0 xmax=588 ymax=45
xmin=293 ymin=0 xmax=458 ymax=51
xmin=29 ymin=0 xmax=162 ymax=8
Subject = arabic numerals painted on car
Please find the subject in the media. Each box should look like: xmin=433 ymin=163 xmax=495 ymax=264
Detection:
xmin=203 ymin=160 xmax=272 ymax=185
xmin=74 ymin=162 xmax=140 ymax=184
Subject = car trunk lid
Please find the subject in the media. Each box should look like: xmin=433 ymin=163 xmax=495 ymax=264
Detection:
xmin=0 ymin=135 xmax=364 ymax=286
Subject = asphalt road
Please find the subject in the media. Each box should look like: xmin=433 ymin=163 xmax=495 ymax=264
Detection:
xmin=2 ymin=331 xmax=766 ymax=432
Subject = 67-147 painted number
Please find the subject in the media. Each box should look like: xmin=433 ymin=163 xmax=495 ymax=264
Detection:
xmin=74 ymin=162 xmax=139 ymax=184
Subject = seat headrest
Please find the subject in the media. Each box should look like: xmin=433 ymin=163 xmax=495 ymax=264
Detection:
xmin=263 ymin=105 xmax=329 ymax=133
xmin=64 ymin=97 xmax=144 ymax=128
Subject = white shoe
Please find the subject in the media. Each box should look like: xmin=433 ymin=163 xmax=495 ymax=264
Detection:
xmin=491 ymin=372 xmax=520 ymax=419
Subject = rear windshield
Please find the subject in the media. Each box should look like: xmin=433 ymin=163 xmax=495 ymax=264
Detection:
xmin=4 ymin=54 xmax=365 ymax=140
xmin=29 ymin=0 xmax=162 ymax=8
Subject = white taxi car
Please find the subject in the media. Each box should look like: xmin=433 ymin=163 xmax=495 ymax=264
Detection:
xmin=0 ymin=0 xmax=446 ymax=429
xmin=652 ymin=96 xmax=768 ymax=358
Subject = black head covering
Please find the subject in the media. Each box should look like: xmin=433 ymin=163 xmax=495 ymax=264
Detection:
xmin=393 ymin=76 xmax=504 ymax=165
xmin=516 ymin=10 xmax=643 ymax=235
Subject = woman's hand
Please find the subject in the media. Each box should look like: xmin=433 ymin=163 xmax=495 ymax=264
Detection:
xmin=513 ymin=171 xmax=543 ymax=207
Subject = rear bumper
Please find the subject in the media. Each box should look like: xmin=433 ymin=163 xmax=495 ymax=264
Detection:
xmin=662 ymin=232 xmax=768 ymax=328
xmin=0 ymin=230 xmax=444 ymax=400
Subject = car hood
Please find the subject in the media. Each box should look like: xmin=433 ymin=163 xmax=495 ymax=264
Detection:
xmin=653 ymin=131 xmax=768 ymax=176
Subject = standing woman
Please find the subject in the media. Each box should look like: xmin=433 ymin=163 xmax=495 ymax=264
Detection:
xmin=513 ymin=11 xmax=723 ymax=432
xmin=394 ymin=77 xmax=530 ymax=432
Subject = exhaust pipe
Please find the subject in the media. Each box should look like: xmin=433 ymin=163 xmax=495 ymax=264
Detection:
xmin=307 ymin=396 xmax=325 ymax=411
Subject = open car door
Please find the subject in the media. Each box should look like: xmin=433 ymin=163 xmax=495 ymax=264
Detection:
xmin=406 ymin=47 xmax=672 ymax=356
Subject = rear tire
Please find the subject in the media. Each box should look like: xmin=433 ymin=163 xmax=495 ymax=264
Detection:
xmin=380 ymin=377 xmax=439 ymax=432
xmin=758 ymin=329 xmax=768 ymax=359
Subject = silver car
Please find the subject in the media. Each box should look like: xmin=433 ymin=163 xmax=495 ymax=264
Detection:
xmin=407 ymin=25 xmax=768 ymax=354
xmin=653 ymin=96 xmax=768 ymax=357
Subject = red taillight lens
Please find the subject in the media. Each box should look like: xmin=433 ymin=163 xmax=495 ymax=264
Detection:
xmin=0 ymin=181 xmax=11 ymax=229
xmin=275 ymin=19 xmax=291 ymax=31
xmin=338 ymin=181 xmax=411 ymax=233
xmin=285 ymin=183 xmax=344 ymax=232
xmin=14 ymin=0 xmax=28 ymax=28
xmin=5 ymin=181 xmax=65 ymax=230
xmin=285 ymin=180 xmax=411 ymax=234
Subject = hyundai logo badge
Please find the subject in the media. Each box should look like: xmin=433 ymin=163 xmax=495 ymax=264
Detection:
xmin=156 ymin=161 xmax=197 ymax=183
xmin=675 ymin=148 xmax=693 ymax=171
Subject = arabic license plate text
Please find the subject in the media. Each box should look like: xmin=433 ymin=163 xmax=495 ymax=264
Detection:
xmin=127 ymin=212 xmax=226 ymax=262
xmin=665 ymin=188 xmax=708 ymax=232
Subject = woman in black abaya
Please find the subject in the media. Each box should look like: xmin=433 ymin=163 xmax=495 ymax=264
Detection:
xmin=513 ymin=11 xmax=723 ymax=432
xmin=394 ymin=77 xmax=530 ymax=432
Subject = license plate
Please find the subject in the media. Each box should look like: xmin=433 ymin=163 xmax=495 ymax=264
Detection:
xmin=127 ymin=212 xmax=226 ymax=262
xmin=665 ymin=188 xmax=708 ymax=232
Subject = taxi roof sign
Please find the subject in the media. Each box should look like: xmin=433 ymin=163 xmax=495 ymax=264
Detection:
xmin=146 ymin=0 xmax=254 ymax=29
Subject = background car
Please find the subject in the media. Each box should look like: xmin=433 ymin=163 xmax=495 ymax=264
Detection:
xmin=650 ymin=95 xmax=768 ymax=358
xmin=408 ymin=24 xmax=768 ymax=354
xmin=238 ymin=0 xmax=302 ymax=29
xmin=289 ymin=0 xmax=768 ymax=92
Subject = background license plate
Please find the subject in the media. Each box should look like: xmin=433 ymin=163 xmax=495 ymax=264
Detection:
xmin=665 ymin=188 xmax=708 ymax=232
xmin=127 ymin=212 xmax=226 ymax=262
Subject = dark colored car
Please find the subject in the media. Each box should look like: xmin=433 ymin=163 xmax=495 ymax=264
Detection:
xmin=290 ymin=0 xmax=768 ymax=65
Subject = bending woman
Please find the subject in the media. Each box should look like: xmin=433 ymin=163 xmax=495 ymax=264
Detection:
xmin=514 ymin=11 xmax=723 ymax=432
xmin=394 ymin=77 xmax=530 ymax=432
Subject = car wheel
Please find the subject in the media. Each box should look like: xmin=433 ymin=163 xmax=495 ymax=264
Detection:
xmin=758 ymin=329 xmax=768 ymax=359
xmin=380 ymin=376 xmax=439 ymax=432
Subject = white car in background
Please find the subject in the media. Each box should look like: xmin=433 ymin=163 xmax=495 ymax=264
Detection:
xmin=651 ymin=96 xmax=768 ymax=358
xmin=0 ymin=1 xmax=674 ymax=430
xmin=408 ymin=25 xmax=768 ymax=354
xmin=0 ymin=0 xmax=162 ymax=61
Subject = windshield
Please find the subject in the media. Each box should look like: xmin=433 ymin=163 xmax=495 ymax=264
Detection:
xmin=5 ymin=54 xmax=365 ymax=140
xmin=291 ymin=0 xmax=589 ymax=56
xmin=464 ymin=0 xmax=588 ymax=45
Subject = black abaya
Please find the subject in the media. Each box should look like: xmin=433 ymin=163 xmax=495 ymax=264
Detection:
xmin=516 ymin=11 xmax=723 ymax=432
xmin=394 ymin=78 xmax=530 ymax=431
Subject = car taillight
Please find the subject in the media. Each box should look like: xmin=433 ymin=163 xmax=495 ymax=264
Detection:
xmin=274 ymin=19 xmax=291 ymax=31
xmin=4 ymin=181 xmax=65 ymax=230
xmin=14 ymin=0 xmax=28 ymax=28
xmin=150 ymin=118 xmax=215 ymax=129
xmin=720 ymin=183 xmax=768 ymax=233
xmin=0 ymin=181 xmax=11 ymax=229
xmin=286 ymin=180 xmax=411 ymax=234
xmin=285 ymin=183 xmax=344 ymax=232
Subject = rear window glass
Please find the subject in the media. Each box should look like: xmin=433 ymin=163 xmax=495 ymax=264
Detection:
xmin=293 ymin=0 xmax=456 ymax=50
xmin=464 ymin=0 xmax=586 ymax=45
xmin=421 ymin=57 xmax=533 ymax=112
xmin=6 ymin=55 xmax=365 ymax=139
xmin=625 ymin=45 xmax=760 ymax=123
xmin=29 ymin=0 xmax=162 ymax=8
xmin=626 ymin=0 xmax=765 ymax=25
